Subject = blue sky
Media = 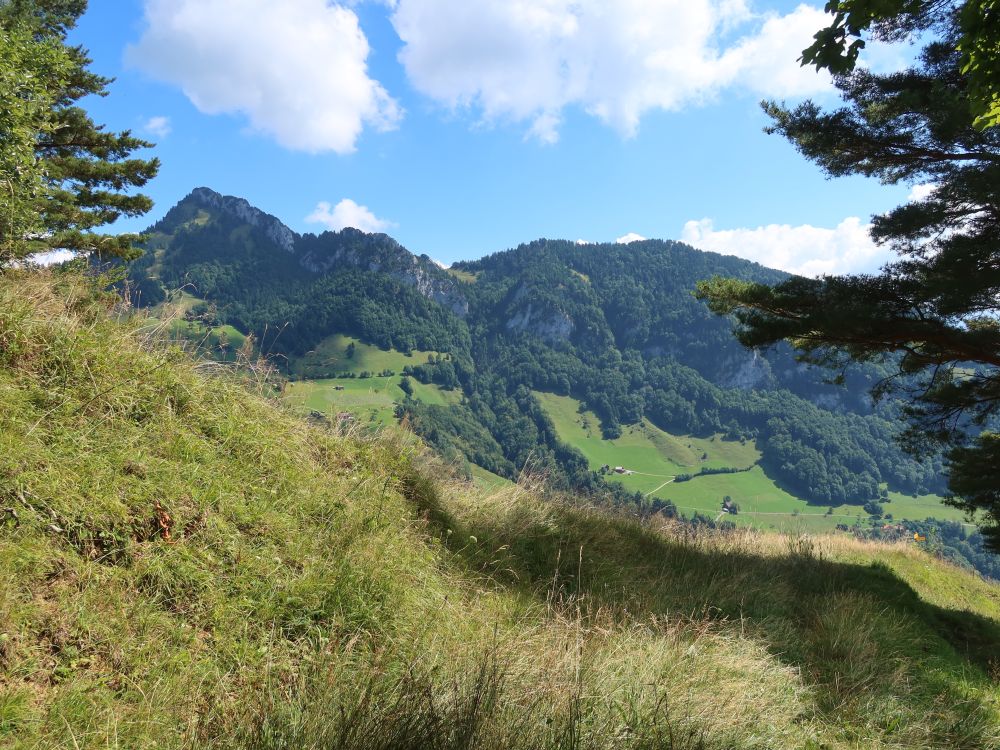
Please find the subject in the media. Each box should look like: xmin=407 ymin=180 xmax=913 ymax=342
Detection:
xmin=72 ymin=0 xmax=921 ymax=274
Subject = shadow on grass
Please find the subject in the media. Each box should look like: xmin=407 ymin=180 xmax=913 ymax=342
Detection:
xmin=404 ymin=471 xmax=1000 ymax=738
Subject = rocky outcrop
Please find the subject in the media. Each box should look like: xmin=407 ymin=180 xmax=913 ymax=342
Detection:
xmin=718 ymin=349 xmax=773 ymax=390
xmin=189 ymin=187 xmax=296 ymax=253
xmin=503 ymin=284 xmax=575 ymax=343
xmin=182 ymin=190 xmax=468 ymax=316
xmin=397 ymin=263 xmax=469 ymax=317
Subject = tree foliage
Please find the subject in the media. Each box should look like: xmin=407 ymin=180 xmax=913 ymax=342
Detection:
xmin=699 ymin=4 xmax=1000 ymax=550
xmin=801 ymin=0 xmax=1000 ymax=128
xmin=1 ymin=13 xmax=70 ymax=260
xmin=0 ymin=0 xmax=158 ymax=264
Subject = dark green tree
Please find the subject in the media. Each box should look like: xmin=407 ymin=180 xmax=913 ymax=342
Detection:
xmin=399 ymin=375 xmax=413 ymax=396
xmin=0 ymin=19 xmax=71 ymax=260
xmin=0 ymin=0 xmax=158 ymax=264
xmin=800 ymin=0 xmax=999 ymax=128
xmin=698 ymin=4 xmax=1000 ymax=549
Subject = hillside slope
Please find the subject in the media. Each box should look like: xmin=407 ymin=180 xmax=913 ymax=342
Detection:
xmin=128 ymin=190 xmax=951 ymax=516
xmin=5 ymin=271 xmax=997 ymax=749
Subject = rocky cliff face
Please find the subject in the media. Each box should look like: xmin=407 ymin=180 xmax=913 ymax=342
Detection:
xmin=396 ymin=262 xmax=469 ymax=317
xmin=502 ymin=283 xmax=575 ymax=343
xmin=718 ymin=349 xmax=774 ymax=390
xmin=505 ymin=303 xmax=574 ymax=343
xmin=189 ymin=187 xmax=296 ymax=253
xmin=181 ymin=189 xmax=467 ymax=316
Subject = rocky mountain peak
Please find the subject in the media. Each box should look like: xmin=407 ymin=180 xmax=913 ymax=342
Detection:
xmin=187 ymin=187 xmax=297 ymax=253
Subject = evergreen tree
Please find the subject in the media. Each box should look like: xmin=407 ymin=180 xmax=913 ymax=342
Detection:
xmin=0 ymin=0 xmax=158 ymax=264
xmin=0 ymin=19 xmax=71 ymax=260
xmin=698 ymin=3 xmax=1000 ymax=550
xmin=800 ymin=0 xmax=1000 ymax=128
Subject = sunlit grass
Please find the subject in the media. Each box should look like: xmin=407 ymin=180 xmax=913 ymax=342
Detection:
xmin=1 ymin=270 xmax=997 ymax=750
xmin=534 ymin=390 xmax=967 ymax=533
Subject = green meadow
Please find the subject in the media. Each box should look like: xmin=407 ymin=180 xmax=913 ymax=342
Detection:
xmin=883 ymin=490 xmax=968 ymax=524
xmin=280 ymin=334 xmax=458 ymax=424
xmin=534 ymin=391 xmax=969 ymax=533
xmin=161 ymin=319 xmax=247 ymax=360
xmin=444 ymin=267 xmax=479 ymax=283
xmin=282 ymin=374 xmax=458 ymax=426
xmin=283 ymin=377 xmax=402 ymax=425
xmin=290 ymin=333 xmax=438 ymax=378
xmin=140 ymin=292 xmax=249 ymax=361
xmin=469 ymin=463 xmax=514 ymax=491
xmin=534 ymin=390 xmax=758 ymax=485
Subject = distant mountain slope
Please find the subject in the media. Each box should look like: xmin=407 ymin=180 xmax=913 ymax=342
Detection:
xmin=131 ymin=187 xmax=469 ymax=356
xmin=455 ymin=237 xmax=880 ymax=407
xmin=128 ymin=189 xmax=946 ymax=509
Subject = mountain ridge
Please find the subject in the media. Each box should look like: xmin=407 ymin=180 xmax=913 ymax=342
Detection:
xmin=155 ymin=187 xmax=469 ymax=316
xmin=128 ymin=188 xmax=948 ymax=513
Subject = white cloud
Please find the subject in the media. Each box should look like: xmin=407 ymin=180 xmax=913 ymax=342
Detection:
xmin=306 ymin=199 xmax=392 ymax=233
xmin=616 ymin=232 xmax=647 ymax=244
xmin=127 ymin=0 xmax=401 ymax=154
xmin=680 ymin=217 xmax=889 ymax=276
xmin=28 ymin=250 xmax=76 ymax=267
xmin=143 ymin=115 xmax=171 ymax=138
xmin=907 ymin=182 xmax=937 ymax=202
xmin=390 ymin=0 xmax=835 ymax=141
xmin=715 ymin=5 xmax=836 ymax=98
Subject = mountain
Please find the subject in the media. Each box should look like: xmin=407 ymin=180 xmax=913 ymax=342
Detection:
xmin=128 ymin=188 xmax=947 ymax=509
xmin=132 ymin=187 xmax=468 ymax=356
xmin=2 ymin=270 xmax=998 ymax=749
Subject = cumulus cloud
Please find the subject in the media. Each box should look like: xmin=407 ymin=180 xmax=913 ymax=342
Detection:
xmin=306 ymin=199 xmax=392 ymax=233
xmin=907 ymin=183 xmax=937 ymax=202
xmin=143 ymin=115 xmax=171 ymax=138
xmin=127 ymin=0 xmax=400 ymax=154
xmin=390 ymin=0 xmax=834 ymax=141
xmin=616 ymin=232 xmax=647 ymax=244
xmin=680 ymin=217 xmax=889 ymax=276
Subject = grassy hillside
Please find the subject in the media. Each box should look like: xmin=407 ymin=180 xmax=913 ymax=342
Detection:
xmin=140 ymin=291 xmax=250 ymax=363
xmin=281 ymin=375 xmax=456 ymax=427
xmin=535 ymin=391 xmax=970 ymax=532
xmin=1 ymin=271 xmax=998 ymax=749
xmin=535 ymin=390 xmax=760 ymax=475
xmin=280 ymin=334 xmax=459 ymax=430
xmin=140 ymin=305 xmax=454 ymax=428
xmin=289 ymin=334 xmax=438 ymax=379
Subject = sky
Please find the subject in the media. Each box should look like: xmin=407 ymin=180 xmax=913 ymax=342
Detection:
xmin=70 ymin=0 xmax=924 ymax=275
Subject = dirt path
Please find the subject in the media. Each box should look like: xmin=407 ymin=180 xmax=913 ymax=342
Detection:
xmin=644 ymin=478 xmax=675 ymax=497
